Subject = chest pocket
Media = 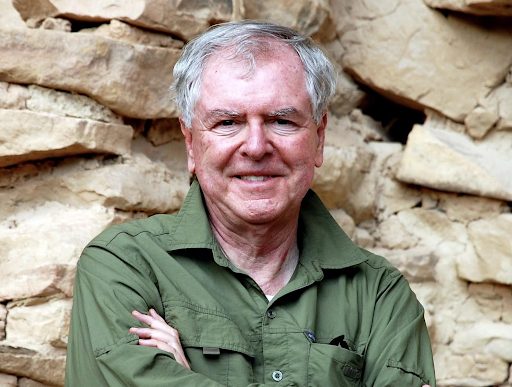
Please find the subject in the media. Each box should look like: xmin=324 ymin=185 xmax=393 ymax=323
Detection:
xmin=308 ymin=340 xmax=363 ymax=387
xmin=164 ymin=301 xmax=255 ymax=386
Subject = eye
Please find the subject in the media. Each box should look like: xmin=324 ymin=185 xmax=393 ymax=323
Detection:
xmin=220 ymin=120 xmax=235 ymax=126
xmin=276 ymin=119 xmax=291 ymax=125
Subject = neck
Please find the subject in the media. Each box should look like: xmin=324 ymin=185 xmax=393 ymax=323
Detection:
xmin=209 ymin=215 xmax=300 ymax=296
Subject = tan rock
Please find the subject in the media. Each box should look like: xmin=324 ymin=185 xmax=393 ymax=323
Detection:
xmin=26 ymin=85 xmax=123 ymax=123
xmin=0 ymin=202 xmax=115 ymax=301
xmin=40 ymin=17 xmax=71 ymax=31
xmin=88 ymin=19 xmax=183 ymax=48
xmin=437 ymin=193 xmax=508 ymax=224
xmin=5 ymin=298 xmax=71 ymax=351
xmin=18 ymin=378 xmax=53 ymax=387
xmin=0 ymin=305 xmax=6 ymax=341
xmin=12 ymin=0 xmax=235 ymax=41
xmin=396 ymin=121 xmax=512 ymax=202
xmin=0 ymin=82 xmax=29 ymax=110
xmin=0 ymin=28 xmax=180 ymax=118
xmin=0 ymin=0 xmax=26 ymax=29
xmin=0 ymin=373 xmax=17 ymax=387
xmin=464 ymin=105 xmax=499 ymax=139
xmin=244 ymin=0 xmax=336 ymax=42
xmin=0 ymin=346 xmax=65 ymax=386
xmin=338 ymin=0 xmax=512 ymax=122
xmin=146 ymin=118 xmax=183 ymax=146
xmin=452 ymin=322 xmax=512 ymax=361
xmin=480 ymin=81 xmax=512 ymax=131
xmin=457 ymin=214 xmax=512 ymax=285
xmin=425 ymin=0 xmax=512 ymax=16
xmin=62 ymin=153 xmax=189 ymax=213
xmin=0 ymin=109 xmax=132 ymax=167
xmin=435 ymin=344 xmax=509 ymax=386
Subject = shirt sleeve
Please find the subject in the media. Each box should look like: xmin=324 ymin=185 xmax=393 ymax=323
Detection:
xmin=362 ymin=269 xmax=436 ymax=387
xmin=65 ymin=245 xmax=268 ymax=387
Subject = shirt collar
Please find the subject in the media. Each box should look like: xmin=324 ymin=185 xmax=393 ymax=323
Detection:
xmin=167 ymin=180 xmax=368 ymax=270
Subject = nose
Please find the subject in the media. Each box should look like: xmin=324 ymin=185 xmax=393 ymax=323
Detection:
xmin=240 ymin=121 xmax=273 ymax=160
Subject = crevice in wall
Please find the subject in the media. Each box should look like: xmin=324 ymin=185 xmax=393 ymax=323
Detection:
xmin=358 ymin=86 xmax=426 ymax=144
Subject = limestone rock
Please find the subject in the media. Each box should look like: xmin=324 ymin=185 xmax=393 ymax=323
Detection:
xmin=0 ymin=82 xmax=29 ymax=110
xmin=435 ymin=344 xmax=509 ymax=386
xmin=452 ymin=322 xmax=512 ymax=362
xmin=464 ymin=105 xmax=499 ymax=139
xmin=437 ymin=193 xmax=508 ymax=224
xmin=0 ymin=305 xmax=6 ymax=341
xmin=40 ymin=17 xmax=71 ymax=31
xmin=457 ymin=214 xmax=512 ymax=285
xmin=0 ymin=346 xmax=65 ymax=386
xmin=424 ymin=0 xmax=512 ymax=16
xmin=329 ymin=208 xmax=356 ymax=239
xmin=18 ymin=378 xmax=53 ymax=387
xmin=244 ymin=0 xmax=336 ymax=42
xmin=87 ymin=19 xmax=183 ymax=48
xmin=0 ymin=109 xmax=133 ymax=167
xmin=396 ymin=120 xmax=512 ymax=202
xmin=61 ymin=154 xmax=189 ymax=213
xmin=338 ymin=0 xmax=512 ymax=122
xmin=146 ymin=118 xmax=183 ymax=146
xmin=26 ymin=85 xmax=123 ymax=123
xmin=0 ymin=0 xmax=26 ymax=29
xmin=0 ymin=202 xmax=115 ymax=302
xmin=0 ymin=28 xmax=180 ymax=119
xmin=12 ymin=0 xmax=235 ymax=41
xmin=479 ymin=81 xmax=512 ymax=132
xmin=0 ymin=373 xmax=17 ymax=387
xmin=5 ymin=298 xmax=71 ymax=351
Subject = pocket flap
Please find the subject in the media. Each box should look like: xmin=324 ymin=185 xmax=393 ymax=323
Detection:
xmin=164 ymin=301 xmax=254 ymax=357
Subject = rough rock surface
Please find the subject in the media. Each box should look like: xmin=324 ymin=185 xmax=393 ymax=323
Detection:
xmin=0 ymin=28 xmax=180 ymax=119
xmin=396 ymin=116 xmax=512 ymax=202
xmin=0 ymin=109 xmax=133 ymax=167
xmin=12 ymin=0 xmax=236 ymax=40
xmin=424 ymin=0 xmax=512 ymax=16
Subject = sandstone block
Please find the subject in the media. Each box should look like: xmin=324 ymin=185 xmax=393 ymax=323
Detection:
xmin=0 ymin=109 xmax=132 ymax=167
xmin=0 ymin=305 xmax=6 ymax=341
xmin=87 ymin=19 xmax=183 ymax=48
xmin=0 ymin=202 xmax=115 ymax=302
xmin=62 ymin=154 xmax=189 ymax=213
xmin=244 ymin=0 xmax=336 ymax=42
xmin=396 ymin=122 xmax=512 ymax=201
xmin=0 ymin=28 xmax=180 ymax=119
xmin=0 ymin=346 xmax=64 ymax=387
xmin=26 ymin=85 xmax=123 ymax=123
xmin=457 ymin=214 xmax=512 ymax=285
xmin=452 ymin=322 xmax=512 ymax=362
xmin=0 ymin=373 xmax=17 ymax=387
xmin=480 ymin=81 xmax=512 ymax=131
xmin=0 ymin=0 xmax=25 ymax=29
xmin=425 ymin=0 xmax=512 ymax=16
xmin=435 ymin=344 xmax=509 ymax=386
xmin=5 ymin=298 xmax=71 ymax=351
xmin=12 ymin=0 xmax=235 ymax=41
xmin=437 ymin=192 xmax=508 ymax=224
xmin=338 ymin=0 xmax=512 ymax=122
xmin=0 ymin=82 xmax=29 ymax=110
xmin=18 ymin=378 xmax=53 ymax=387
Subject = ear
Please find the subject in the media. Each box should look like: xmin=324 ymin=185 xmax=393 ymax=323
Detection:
xmin=179 ymin=118 xmax=196 ymax=174
xmin=314 ymin=113 xmax=327 ymax=168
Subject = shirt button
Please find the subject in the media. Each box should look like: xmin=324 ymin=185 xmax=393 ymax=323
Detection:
xmin=267 ymin=309 xmax=276 ymax=319
xmin=271 ymin=370 xmax=283 ymax=382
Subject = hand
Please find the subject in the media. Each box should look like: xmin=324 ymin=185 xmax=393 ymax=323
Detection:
xmin=129 ymin=309 xmax=191 ymax=369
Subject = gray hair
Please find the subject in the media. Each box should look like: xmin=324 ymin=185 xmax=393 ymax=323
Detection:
xmin=172 ymin=20 xmax=337 ymax=127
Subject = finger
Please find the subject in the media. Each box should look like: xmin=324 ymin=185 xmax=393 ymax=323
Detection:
xmin=138 ymin=338 xmax=190 ymax=370
xmin=133 ymin=310 xmax=178 ymax=336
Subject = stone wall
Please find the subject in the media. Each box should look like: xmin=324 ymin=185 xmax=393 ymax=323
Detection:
xmin=0 ymin=0 xmax=511 ymax=385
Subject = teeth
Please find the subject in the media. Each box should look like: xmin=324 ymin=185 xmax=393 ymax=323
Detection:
xmin=240 ymin=176 xmax=267 ymax=181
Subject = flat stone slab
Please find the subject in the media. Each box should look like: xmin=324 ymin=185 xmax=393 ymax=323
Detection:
xmin=425 ymin=0 xmax=512 ymax=16
xmin=396 ymin=121 xmax=512 ymax=202
xmin=0 ymin=28 xmax=180 ymax=119
xmin=0 ymin=109 xmax=133 ymax=167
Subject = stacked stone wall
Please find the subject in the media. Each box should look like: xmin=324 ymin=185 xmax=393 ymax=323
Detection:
xmin=0 ymin=0 xmax=511 ymax=385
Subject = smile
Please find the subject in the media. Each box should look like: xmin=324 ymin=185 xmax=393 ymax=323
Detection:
xmin=237 ymin=176 xmax=275 ymax=181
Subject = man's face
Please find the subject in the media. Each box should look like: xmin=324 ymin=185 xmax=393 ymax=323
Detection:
xmin=181 ymin=42 xmax=326 ymax=227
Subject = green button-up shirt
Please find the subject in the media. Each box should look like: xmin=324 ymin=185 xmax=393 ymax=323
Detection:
xmin=65 ymin=181 xmax=436 ymax=386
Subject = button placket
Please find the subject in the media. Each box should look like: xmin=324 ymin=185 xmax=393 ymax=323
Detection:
xmin=266 ymin=309 xmax=276 ymax=319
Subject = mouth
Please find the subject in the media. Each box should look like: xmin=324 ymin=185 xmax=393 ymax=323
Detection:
xmin=236 ymin=175 xmax=276 ymax=182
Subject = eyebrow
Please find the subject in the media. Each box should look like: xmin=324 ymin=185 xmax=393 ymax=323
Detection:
xmin=206 ymin=109 xmax=242 ymax=119
xmin=268 ymin=107 xmax=300 ymax=117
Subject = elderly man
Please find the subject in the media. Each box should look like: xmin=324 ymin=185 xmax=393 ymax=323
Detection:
xmin=65 ymin=21 xmax=435 ymax=386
